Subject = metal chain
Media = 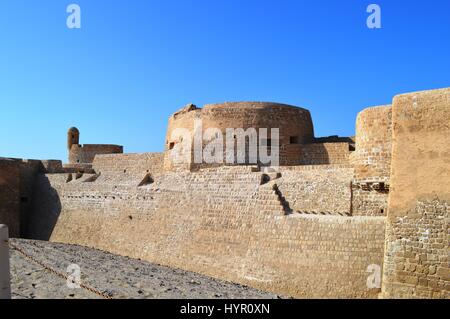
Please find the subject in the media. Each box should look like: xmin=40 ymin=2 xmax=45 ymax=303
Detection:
xmin=9 ymin=242 xmax=113 ymax=299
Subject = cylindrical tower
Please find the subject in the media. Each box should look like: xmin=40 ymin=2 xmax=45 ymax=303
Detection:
xmin=350 ymin=105 xmax=392 ymax=217
xmin=352 ymin=105 xmax=392 ymax=183
xmin=67 ymin=127 xmax=80 ymax=150
xmin=164 ymin=102 xmax=315 ymax=170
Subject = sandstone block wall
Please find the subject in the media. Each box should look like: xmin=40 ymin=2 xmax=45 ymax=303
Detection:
xmin=40 ymin=160 xmax=64 ymax=173
xmin=28 ymin=166 xmax=386 ymax=298
xmin=276 ymin=166 xmax=353 ymax=215
xmin=91 ymin=152 xmax=164 ymax=187
xmin=69 ymin=144 xmax=123 ymax=164
xmin=299 ymin=142 xmax=351 ymax=165
xmin=18 ymin=160 xmax=49 ymax=237
xmin=382 ymin=88 xmax=450 ymax=298
xmin=0 ymin=158 xmax=70 ymax=238
xmin=62 ymin=163 xmax=95 ymax=174
xmin=92 ymin=152 xmax=164 ymax=175
xmin=352 ymin=105 xmax=392 ymax=183
xmin=351 ymin=186 xmax=388 ymax=216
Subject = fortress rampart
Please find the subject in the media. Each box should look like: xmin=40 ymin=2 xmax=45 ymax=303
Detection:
xmin=1 ymin=87 xmax=448 ymax=299
xmin=28 ymin=166 xmax=385 ymax=298
xmin=299 ymin=142 xmax=351 ymax=165
xmin=69 ymin=144 xmax=123 ymax=165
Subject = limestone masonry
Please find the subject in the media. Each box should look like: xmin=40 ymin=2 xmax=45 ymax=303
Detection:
xmin=0 ymin=87 xmax=449 ymax=298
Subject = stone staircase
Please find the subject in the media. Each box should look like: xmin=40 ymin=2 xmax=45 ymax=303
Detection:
xmin=272 ymin=183 xmax=292 ymax=215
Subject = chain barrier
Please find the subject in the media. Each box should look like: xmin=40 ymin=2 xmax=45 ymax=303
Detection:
xmin=9 ymin=242 xmax=113 ymax=299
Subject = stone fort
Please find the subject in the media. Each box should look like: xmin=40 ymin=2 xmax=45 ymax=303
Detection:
xmin=0 ymin=87 xmax=448 ymax=298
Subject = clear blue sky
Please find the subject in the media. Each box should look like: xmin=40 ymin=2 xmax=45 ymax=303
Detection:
xmin=1 ymin=0 xmax=449 ymax=161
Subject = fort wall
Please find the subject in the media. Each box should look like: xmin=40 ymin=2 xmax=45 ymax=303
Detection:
xmin=0 ymin=158 xmax=65 ymax=237
xmin=276 ymin=166 xmax=353 ymax=215
xmin=28 ymin=166 xmax=386 ymax=298
xmin=69 ymin=144 xmax=123 ymax=164
xmin=351 ymin=187 xmax=389 ymax=217
xmin=382 ymin=88 xmax=450 ymax=298
xmin=6 ymin=87 xmax=450 ymax=299
xmin=92 ymin=153 xmax=164 ymax=177
xmin=299 ymin=142 xmax=351 ymax=165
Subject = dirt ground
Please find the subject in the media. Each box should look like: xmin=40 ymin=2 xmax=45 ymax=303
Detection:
xmin=9 ymin=239 xmax=282 ymax=299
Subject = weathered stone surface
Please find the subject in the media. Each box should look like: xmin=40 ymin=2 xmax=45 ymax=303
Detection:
xmin=164 ymin=102 xmax=317 ymax=170
xmin=10 ymin=239 xmax=278 ymax=299
xmin=27 ymin=166 xmax=386 ymax=298
xmin=350 ymin=105 xmax=392 ymax=216
xmin=382 ymin=88 xmax=450 ymax=299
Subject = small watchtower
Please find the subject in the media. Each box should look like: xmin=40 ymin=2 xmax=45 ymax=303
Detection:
xmin=66 ymin=127 xmax=123 ymax=164
xmin=67 ymin=127 xmax=80 ymax=150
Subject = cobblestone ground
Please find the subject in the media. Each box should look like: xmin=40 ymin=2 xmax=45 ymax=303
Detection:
xmin=9 ymin=239 xmax=282 ymax=299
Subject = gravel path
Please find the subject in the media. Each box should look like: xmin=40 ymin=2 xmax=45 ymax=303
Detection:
xmin=9 ymin=239 xmax=281 ymax=299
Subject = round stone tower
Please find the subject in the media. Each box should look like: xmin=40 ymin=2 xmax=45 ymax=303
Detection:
xmin=350 ymin=105 xmax=393 ymax=216
xmin=352 ymin=105 xmax=392 ymax=183
xmin=67 ymin=127 xmax=80 ymax=150
xmin=164 ymin=102 xmax=315 ymax=170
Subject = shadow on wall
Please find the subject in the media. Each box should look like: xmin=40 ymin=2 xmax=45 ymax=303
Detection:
xmin=24 ymin=175 xmax=61 ymax=241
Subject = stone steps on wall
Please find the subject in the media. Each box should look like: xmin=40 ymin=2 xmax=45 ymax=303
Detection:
xmin=257 ymin=182 xmax=291 ymax=215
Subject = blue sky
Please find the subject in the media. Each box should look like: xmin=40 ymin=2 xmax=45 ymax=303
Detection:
xmin=1 ymin=0 xmax=449 ymax=161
